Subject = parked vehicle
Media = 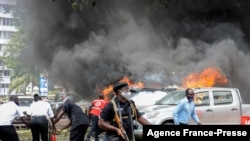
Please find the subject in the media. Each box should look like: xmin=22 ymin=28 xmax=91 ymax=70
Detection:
xmin=50 ymin=92 xmax=91 ymax=117
xmin=130 ymin=88 xmax=176 ymax=109
xmin=133 ymin=87 xmax=250 ymax=139
xmin=18 ymin=95 xmax=34 ymax=114
xmin=13 ymin=95 xmax=34 ymax=127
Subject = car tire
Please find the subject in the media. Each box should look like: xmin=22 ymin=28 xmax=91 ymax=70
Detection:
xmin=162 ymin=122 xmax=174 ymax=125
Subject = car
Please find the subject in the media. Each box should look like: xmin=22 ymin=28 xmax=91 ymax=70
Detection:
xmin=50 ymin=92 xmax=91 ymax=117
xmin=13 ymin=95 xmax=34 ymax=127
xmin=18 ymin=95 xmax=34 ymax=114
xmin=133 ymin=87 xmax=250 ymax=139
xmin=130 ymin=88 xmax=176 ymax=109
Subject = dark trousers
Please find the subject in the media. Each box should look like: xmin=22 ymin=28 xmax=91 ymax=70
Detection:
xmin=179 ymin=122 xmax=188 ymax=125
xmin=86 ymin=115 xmax=99 ymax=141
xmin=30 ymin=116 xmax=49 ymax=141
xmin=70 ymin=124 xmax=89 ymax=141
xmin=0 ymin=125 xmax=19 ymax=141
xmin=103 ymin=135 xmax=124 ymax=141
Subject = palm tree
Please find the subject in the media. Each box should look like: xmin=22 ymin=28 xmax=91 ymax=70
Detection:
xmin=3 ymin=31 xmax=40 ymax=95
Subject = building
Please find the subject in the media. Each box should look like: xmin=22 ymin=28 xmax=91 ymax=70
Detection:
xmin=0 ymin=0 xmax=17 ymax=95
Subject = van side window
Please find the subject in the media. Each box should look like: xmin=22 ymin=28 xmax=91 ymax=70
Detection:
xmin=194 ymin=91 xmax=210 ymax=106
xmin=213 ymin=91 xmax=233 ymax=105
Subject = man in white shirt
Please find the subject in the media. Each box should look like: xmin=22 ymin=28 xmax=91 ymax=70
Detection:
xmin=0 ymin=95 xmax=29 ymax=141
xmin=28 ymin=94 xmax=54 ymax=141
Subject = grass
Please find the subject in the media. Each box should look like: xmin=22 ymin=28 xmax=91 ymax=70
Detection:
xmin=17 ymin=128 xmax=70 ymax=141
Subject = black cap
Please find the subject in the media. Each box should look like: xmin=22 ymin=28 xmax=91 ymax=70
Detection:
xmin=34 ymin=94 xmax=39 ymax=97
xmin=34 ymin=94 xmax=42 ymax=102
xmin=113 ymin=82 xmax=128 ymax=92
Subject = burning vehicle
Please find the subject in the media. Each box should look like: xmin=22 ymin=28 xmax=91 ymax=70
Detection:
xmin=130 ymin=87 xmax=177 ymax=108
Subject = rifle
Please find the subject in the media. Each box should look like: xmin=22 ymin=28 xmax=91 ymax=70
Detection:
xmin=112 ymin=99 xmax=130 ymax=141
xmin=114 ymin=114 xmax=130 ymax=141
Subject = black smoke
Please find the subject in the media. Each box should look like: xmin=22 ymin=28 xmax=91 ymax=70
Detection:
xmin=17 ymin=0 xmax=250 ymax=102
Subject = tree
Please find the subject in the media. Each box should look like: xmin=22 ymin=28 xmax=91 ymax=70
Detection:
xmin=3 ymin=30 xmax=39 ymax=95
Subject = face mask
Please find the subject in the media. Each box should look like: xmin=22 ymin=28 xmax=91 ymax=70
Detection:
xmin=120 ymin=91 xmax=131 ymax=99
xmin=188 ymin=96 xmax=194 ymax=102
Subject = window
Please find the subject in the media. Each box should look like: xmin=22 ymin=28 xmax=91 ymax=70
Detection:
xmin=194 ymin=91 xmax=210 ymax=106
xmin=213 ymin=91 xmax=233 ymax=105
xmin=3 ymin=70 xmax=10 ymax=76
xmin=0 ymin=4 xmax=5 ymax=12
xmin=0 ymin=84 xmax=9 ymax=88
xmin=18 ymin=97 xmax=34 ymax=106
xmin=1 ymin=31 xmax=14 ymax=39
xmin=2 ymin=18 xmax=15 ymax=26
xmin=0 ymin=4 xmax=15 ymax=14
xmin=0 ymin=44 xmax=7 ymax=52
xmin=1 ymin=31 xmax=11 ymax=39
xmin=155 ymin=90 xmax=186 ymax=105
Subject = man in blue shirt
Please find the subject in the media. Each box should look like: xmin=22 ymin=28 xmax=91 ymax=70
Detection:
xmin=173 ymin=88 xmax=201 ymax=125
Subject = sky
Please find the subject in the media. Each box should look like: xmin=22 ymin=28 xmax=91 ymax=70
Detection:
xmin=17 ymin=0 xmax=250 ymax=102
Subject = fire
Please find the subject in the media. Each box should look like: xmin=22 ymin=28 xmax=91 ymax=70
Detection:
xmin=100 ymin=85 xmax=113 ymax=100
xmin=100 ymin=76 xmax=145 ymax=100
xmin=182 ymin=67 xmax=228 ymax=88
xmin=118 ymin=76 xmax=145 ymax=89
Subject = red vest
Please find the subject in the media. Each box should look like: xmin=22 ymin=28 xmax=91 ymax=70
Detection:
xmin=89 ymin=99 xmax=109 ymax=116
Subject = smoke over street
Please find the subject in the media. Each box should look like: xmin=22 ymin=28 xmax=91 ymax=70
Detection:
xmin=17 ymin=0 xmax=250 ymax=102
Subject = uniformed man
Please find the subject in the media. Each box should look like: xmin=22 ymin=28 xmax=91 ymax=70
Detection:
xmin=98 ymin=82 xmax=151 ymax=141
xmin=28 ymin=94 xmax=55 ymax=141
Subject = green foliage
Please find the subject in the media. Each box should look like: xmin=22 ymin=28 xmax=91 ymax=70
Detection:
xmin=48 ymin=90 xmax=59 ymax=95
xmin=3 ymin=27 xmax=39 ymax=94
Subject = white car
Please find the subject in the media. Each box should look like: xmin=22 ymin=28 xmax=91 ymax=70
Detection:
xmin=131 ymin=90 xmax=168 ymax=109
xmin=130 ymin=88 xmax=177 ymax=109
xmin=13 ymin=95 xmax=34 ymax=126
xmin=18 ymin=95 xmax=34 ymax=114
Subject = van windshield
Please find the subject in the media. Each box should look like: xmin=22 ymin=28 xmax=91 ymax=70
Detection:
xmin=19 ymin=98 xmax=34 ymax=106
xmin=155 ymin=90 xmax=186 ymax=105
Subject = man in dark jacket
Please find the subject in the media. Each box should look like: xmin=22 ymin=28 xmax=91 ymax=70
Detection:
xmin=53 ymin=96 xmax=90 ymax=141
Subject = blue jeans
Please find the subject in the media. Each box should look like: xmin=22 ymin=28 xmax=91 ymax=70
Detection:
xmin=86 ymin=115 xmax=99 ymax=141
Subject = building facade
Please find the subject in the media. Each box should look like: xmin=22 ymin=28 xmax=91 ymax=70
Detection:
xmin=0 ymin=0 xmax=17 ymax=95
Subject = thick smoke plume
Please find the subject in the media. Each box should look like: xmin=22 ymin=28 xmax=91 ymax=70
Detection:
xmin=17 ymin=0 xmax=250 ymax=102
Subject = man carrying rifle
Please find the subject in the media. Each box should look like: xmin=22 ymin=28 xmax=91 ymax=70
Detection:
xmin=98 ymin=82 xmax=151 ymax=141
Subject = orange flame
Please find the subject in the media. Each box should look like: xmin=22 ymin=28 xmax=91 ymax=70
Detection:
xmin=182 ymin=67 xmax=228 ymax=88
xmin=100 ymin=76 xmax=145 ymax=100
xmin=118 ymin=76 xmax=145 ymax=89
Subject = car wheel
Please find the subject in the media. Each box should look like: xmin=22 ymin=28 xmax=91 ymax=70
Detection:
xmin=163 ymin=122 xmax=174 ymax=125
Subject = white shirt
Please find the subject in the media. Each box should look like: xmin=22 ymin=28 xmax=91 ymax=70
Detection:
xmin=28 ymin=100 xmax=54 ymax=118
xmin=0 ymin=101 xmax=24 ymax=125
